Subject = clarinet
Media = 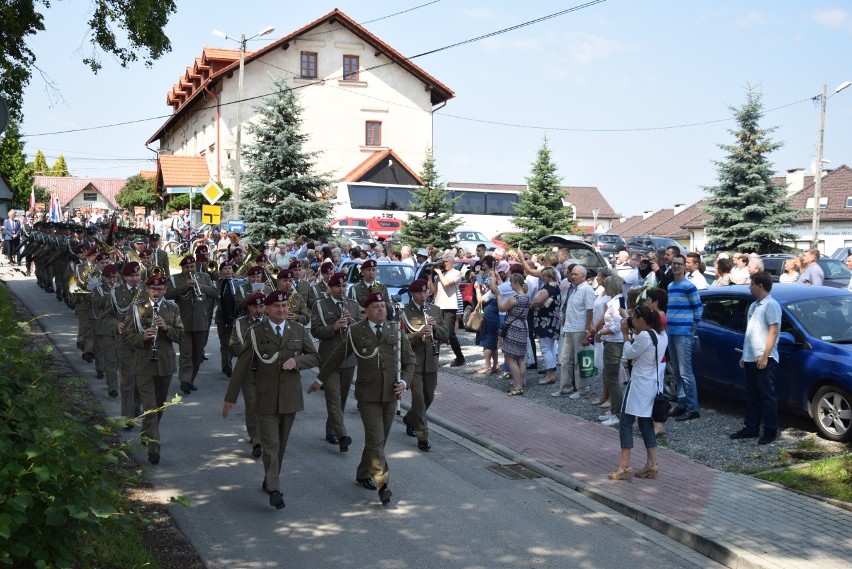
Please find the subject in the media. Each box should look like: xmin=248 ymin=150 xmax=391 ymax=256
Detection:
xmin=149 ymin=304 xmax=159 ymax=362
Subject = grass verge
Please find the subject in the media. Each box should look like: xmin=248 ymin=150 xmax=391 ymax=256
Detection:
xmin=757 ymin=454 xmax=852 ymax=503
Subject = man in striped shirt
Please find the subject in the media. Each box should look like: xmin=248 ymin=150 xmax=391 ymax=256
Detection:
xmin=667 ymin=254 xmax=703 ymax=422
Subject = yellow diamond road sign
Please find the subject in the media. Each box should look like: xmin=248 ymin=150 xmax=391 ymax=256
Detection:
xmin=200 ymin=180 xmax=224 ymax=205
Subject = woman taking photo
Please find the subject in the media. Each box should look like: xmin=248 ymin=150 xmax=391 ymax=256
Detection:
xmin=608 ymin=305 xmax=668 ymax=481
xmin=490 ymin=272 xmax=529 ymax=396
xmin=530 ymin=267 xmax=561 ymax=385
xmin=474 ymin=256 xmax=500 ymax=374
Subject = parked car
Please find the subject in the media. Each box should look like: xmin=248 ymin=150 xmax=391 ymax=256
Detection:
xmin=329 ymin=217 xmax=403 ymax=240
xmin=491 ymin=231 xmax=523 ymax=250
xmin=694 ymin=285 xmax=852 ymax=442
xmin=583 ymin=233 xmax=628 ymax=258
xmin=829 ymin=247 xmax=852 ymax=262
xmin=537 ymin=235 xmax=609 ymax=279
xmin=332 ymin=227 xmax=372 ymax=249
xmin=625 ymin=236 xmax=686 ymax=258
xmin=338 ymin=259 xmax=417 ymax=305
xmin=450 ymin=229 xmax=491 ymax=254
xmin=760 ymin=254 xmax=852 ymax=289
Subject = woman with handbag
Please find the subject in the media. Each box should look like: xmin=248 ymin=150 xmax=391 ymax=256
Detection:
xmin=608 ymin=305 xmax=668 ymax=481
xmin=530 ymin=267 xmax=561 ymax=385
xmin=473 ymin=256 xmax=500 ymax=375
xmin=490 ymin=271 xmax=529 ymax=396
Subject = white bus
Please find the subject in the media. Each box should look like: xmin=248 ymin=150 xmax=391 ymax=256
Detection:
xmin=332 ymin=182 xmax=522 ymax=238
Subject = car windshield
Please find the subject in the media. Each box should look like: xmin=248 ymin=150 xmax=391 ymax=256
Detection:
xmin=819 ymin=259 xmax=852 ymax=280
xmin=458 ymin=231 xmax=488 ymax=242
xmin=567 ymin=248 xmax=605 ymax=269
xmin=784 ymin=296 xmax=852 ymax=342
xmin=349 ymin=263 xmax=416 ymax=287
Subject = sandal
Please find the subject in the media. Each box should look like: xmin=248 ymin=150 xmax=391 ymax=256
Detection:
xmin=507 ymin=388 xmax=524 ymax=397
xmin=490 ymin=366 xmax=500 ymax=374
xmin=635 ymin=465 xmax=658 ymax=479
xmin=475 ymin=368 xmax=493 ymax=375
xmin=608 ymin=465 xmax=632 ymax=481
xmin=538 ymin=376 xmax=555 ymax=385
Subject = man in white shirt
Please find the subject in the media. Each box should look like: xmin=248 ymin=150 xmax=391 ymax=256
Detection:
xmin=552 ymin=265 xmax=594 ymax=397
xmin=431 ymin=251 xmax=465 ymax=366
xmin=846 ymin=254 xmax=852 ymax=291
xmin=614 ymin=251 xmax=631 ymax=279
xmin=685 ymin=252 xmax=708 ymax=290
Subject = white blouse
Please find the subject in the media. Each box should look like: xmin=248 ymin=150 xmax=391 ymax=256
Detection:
xmin=622 ymin=329 xmax=668 ymax=417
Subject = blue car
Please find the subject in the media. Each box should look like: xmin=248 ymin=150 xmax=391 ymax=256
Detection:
xmin=694 ymin=285 xmax=852 ymax=442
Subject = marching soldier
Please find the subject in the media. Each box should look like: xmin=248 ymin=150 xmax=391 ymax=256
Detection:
xmin=195 ymin=244 xmax=218 ymax=352
xmin=147 ymin=233 xmax=170 ymax=277
xmin=109 ymin=261 xmax=145 ymax=425
xmin=222 ymin=290 xmax=320 ymax=510
xmin=73 ymin=246 xmax=100 ymax=361
xmin=274 ymin=269 xmax=310 ymax=325
xmin=216 ymin=260 xmax=239 ymax=377
xmin=347 ymin=259 xmax=388 ymax=310
xmin=308 ymin=261 xmax=335 ymax=306
xmin=119 ymin=274 xmax=184 ymax=465
xmin=165 ymin=255 xmax=217 ymax=395
xmin=308 ymin=272 xmax=363 ymax=452
xmin=399 ymin=279 xmax=449 ymax=451
xmin=91 ymin=263 xmax=121 ymax=396
xmin=236 ymin=265 xmax=273 ymax=314
xmin=227 ymin=291 xmax=268 ymax=458
xmin=316 ymin=292 xmax=414 ymax=506
xmin=290 ymin=260 xmax=312 ymax=299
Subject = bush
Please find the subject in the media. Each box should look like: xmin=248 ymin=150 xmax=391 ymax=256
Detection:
xmin=0 ymin=288 xmax=133 ymax=568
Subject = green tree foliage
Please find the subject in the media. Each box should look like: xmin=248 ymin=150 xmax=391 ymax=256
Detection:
xmin=50 ymin=154 xmax=70 ymax=176
xmin=703 ymin=89 xmax=798 ymax=253
xmin=241 ymin=79 xmax=333 ymax=245
xmin=0 ymin=119 xmax=33 ymax=208
xmin=397 ymin=148 xmax=460 ymax=251
xmin=0 ymin=0 xmax=176 ymax=120
xmin=31 ymin=148 xmax=49 ymax=176
xmin=166 ymin=185 xmax=231 ymax=213
xmin=513 ymin=138 xmax=576 ymax=251
xmin=115 ymin=174 xmax=160 ymax=211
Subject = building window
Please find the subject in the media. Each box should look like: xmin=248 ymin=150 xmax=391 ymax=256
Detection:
xmin=83 ymin=193 xmax=97 ymax=201
xmin=366 ymin=121 xmax=381 ymax=146
xmin=805 ymin=197 xmax=828 ymax=209
xmin=846 ymin=197 xmax=852 ymax=208
xmin=300 ymin=52 xmax=317 ymax=79
xmin=343 ymin=55 xmax=359 ymax=81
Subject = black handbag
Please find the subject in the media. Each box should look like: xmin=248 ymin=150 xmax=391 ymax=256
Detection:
xmin=499 ymin=314 xmax=518 ymax=338
xmin=648 ymin=330 xmax=670 ymax=423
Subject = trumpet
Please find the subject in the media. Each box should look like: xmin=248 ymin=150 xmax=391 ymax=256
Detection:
xmin=206 ymin=260 xmax=219 ymax=273
xmin=190 ymin=272 xmax=204 ymax=301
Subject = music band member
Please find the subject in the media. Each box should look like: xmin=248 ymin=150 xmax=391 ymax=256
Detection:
xmin=217 ymin=261 xmax=238 ymax=377
xmin=228 ymin=291 xmax=268 ymax=458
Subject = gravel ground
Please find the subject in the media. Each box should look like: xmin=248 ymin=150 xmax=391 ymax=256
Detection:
xmin=439 ymin=326 xmax=850 ymax=473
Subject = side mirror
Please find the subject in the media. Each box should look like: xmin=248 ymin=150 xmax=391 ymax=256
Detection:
xmin=778 ymin=331 xmax=803 ymax=347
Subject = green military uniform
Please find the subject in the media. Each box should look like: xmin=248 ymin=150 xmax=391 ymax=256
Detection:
xmin=311 ymin=295 xmax=363 ymax=441
xmin=91 ymin=279 xmax=119 ymax=394
xmin=119 ymin=297 xmax=184 ymax=462
xmin=308 ymin=278 xmax=330 ymax=307
xmin=72 ymin=261 xmax=96 ymax=356
xmin=152 ymin=248 xmax=171 ymax=277
xmin=108 ymin=281 xmax=145 ymax=420
xmin=224 ymin=320 xmax=320 ymax=495
xmin=236 ymin=282 xmax=273 ymax=315
xmin=287 ymin=288 xmax=311 ymax=326
xmin=228 ymin=314 xmax=267 ymax=450
xmin=165 ymin=271 xmax=217 ymax=392
xmin=400 ymin=301 xmax=450 ymax=444
xmin=318 ymin=318 xmax=415 ymax=497
xmin=347 ymin=280 xmax=389 ymax=310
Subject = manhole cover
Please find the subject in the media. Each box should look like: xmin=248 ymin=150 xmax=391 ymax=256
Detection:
xmin=486 ymin=463 xmax=542 ymax=480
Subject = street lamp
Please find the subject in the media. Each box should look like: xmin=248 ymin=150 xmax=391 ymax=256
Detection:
xmin=811 ymin=81 xmax=851 ymax=248
xmin=212 ymin=26 xmax=275 ymax=219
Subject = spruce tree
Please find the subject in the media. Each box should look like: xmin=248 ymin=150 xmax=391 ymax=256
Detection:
xmin=240 ymin=79 xmax=333 ymax=246
xmin=0 ymin=119 xmax=33 ymax=208
xmin=513 ymin=138 xmax=576 ymax=251
xmin=397 ymin=148 xmax=460 ymax=251
xmin=50 ymin=154 xmax=70 ymax=176
xmin=703 ymin=89 xmax=797 ymax=253
xmin=31 ymin=149 xmax=49 ymax=176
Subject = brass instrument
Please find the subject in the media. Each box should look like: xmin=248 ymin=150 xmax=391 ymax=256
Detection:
xmin=68 ymin=263 xmax=97 ymax=296
xmin=206 ymin=260 xmax=219 ymax=273
xmin=188 ymin=270 xmax=204 ymax=301
xmin=234 ymin=243 xmax=262 ymax=278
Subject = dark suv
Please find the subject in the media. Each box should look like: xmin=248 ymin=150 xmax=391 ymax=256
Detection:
xmin=583 ymin=233 xmax=627 ymax=258
xmin=626 ymin=236 xmax=686 ymax=258
xmin=760 ymin=254 xmax=852 ymax=289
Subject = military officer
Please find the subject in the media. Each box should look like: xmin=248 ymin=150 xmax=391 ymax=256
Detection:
xmin=222 ymin=290 xmax=320 ymax=510
xmin=290 ymin=260 xmax=312 ymax=299
xmin=165 ymin=255 xmax=217 ymax=395
xmin=73 ymin=246 xmax=100 ymax=361
xmin=308 ymin=261 xmax=335 ymax=306
xmin=227 ymin=291 xmax=267 ymax=458
xmin=399 ymin=279 xmax=449 ymax=451
xmin=120 ymin=274 xmax=184 ymax=465
xmin=307 ymin=272 xmax=363 ymax=451
xmin=236 ymin=265 xmax=273 ymax=314
xmin=317 ymin=292 xmax=414 ymax=506
xmin=347 ymin=259 xmax=388 ymax=310
xmin=109 ymin=261 xmax=145 ymax=425
xmin=216 ymin=260 xmax=239 ymax=377
xmin=91 ymin=263 xmax=121 ymax=397
xmin=147 ymin=233 xmax=170 ymax=276
xmin=275 ymin=269 xmax=310 ymax=325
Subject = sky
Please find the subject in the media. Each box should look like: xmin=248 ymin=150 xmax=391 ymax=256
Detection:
xmin=17 ymin=0 xmax=852 ymax=217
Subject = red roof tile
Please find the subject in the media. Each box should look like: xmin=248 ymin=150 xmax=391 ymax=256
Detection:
xmin=788 ymin=164 xmax=852 ymax=222
xmin=33 ymin=176 xmax=125 ymax=209
xmin=341 ymin=149 xmax=422 ymax=184
xmin=157 ymin=155 xmax=210 ymax=188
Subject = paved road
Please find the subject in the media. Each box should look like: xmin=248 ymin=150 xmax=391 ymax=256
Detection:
xmin=5 ymin=273 xmax=715 ymax=569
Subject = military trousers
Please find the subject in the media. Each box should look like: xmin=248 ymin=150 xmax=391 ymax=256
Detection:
xmin=178 ymin=330 xmax=207 ymax=384
xmin=75 ymin=305 xmax=93 ymax=353
xmin=117 ymin=345 xmax=140 ymax=420
xmin=404 ymin=370 xmax=437 ymax=441
xmin=136 ymin=374 xmax=173 ymax=455
xmin=241 ymin=377 xmax=259 ymax=445
xmin=323 ymin=367 xmax=354 ymax=438
xmin=257 ymin=413 xmax=296 ymax=493
xmin=216 ymin=321 xmax=234 ymax=372
xmin=356 ymin=400 xmax=396 ymax=490
xmin=94 ymin=332 xmax=118 ymax=392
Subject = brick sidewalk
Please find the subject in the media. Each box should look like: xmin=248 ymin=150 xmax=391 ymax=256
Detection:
xmin=426 ymin=370 xmax=852 ymax=569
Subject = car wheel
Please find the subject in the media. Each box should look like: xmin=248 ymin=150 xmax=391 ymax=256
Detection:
xmin=462 ymin=304 xmax=473 ymax=332
xmin=811 ymin=385 xmax=852 ymax=442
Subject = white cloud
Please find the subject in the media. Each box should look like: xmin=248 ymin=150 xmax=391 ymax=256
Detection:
xmin=811 ymin=8 xmax=851 ymax=30
xmin=736 ymin=11 xmax=769 ymax=28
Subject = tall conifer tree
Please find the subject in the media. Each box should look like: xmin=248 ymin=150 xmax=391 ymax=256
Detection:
xmin=241 ymin=79 xmax=333 ymax=245
xmin=0 ymin=120 xmax=33 ymax=208
xmin=704 ymin=89 xmax=797 ymax=252
xmin=31 ymin=149 xmax=49 ymax=176
xmin=397 ymin=148 xmax=460 ymax=251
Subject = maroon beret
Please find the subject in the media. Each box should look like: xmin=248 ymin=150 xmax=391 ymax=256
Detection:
xmin=245 ymin=291 xmax=266 ymax=306
xmin=101 ymin=264 xmax=119 ymax=278
xmin=219 ymin=261 xmax=234 ymax=271
xmin=74 ymin=243 xmax=87 ymax=254
xmin=95 ymin=252 xmax=111 ymax=262
xmin=320 ymin=261 xmax=334 ymax=273
xmin=122 ymin=261 xmax=140 ymax=277
xmin=247 ymin=266 xmax=264 ymax=276
xmin=277 ymin=269 xmax=294 ymax=279
xmin=361 ymin=259 xmax=377 ymax=269
xmin=228 ymin=247 xmax=243 ymax=259
xmin=288 ymin=260 xmax=301 ymax=270
xmin=139 ymin=248 xmax=153 ymax=258
xmin=179 ymin=255 xmax=196 ymax=266
xmin=254 ymin=253 xmax=268 ymax=263
xmin=146 ymin=275 xmax=167 ymax=287
xmin=195 ymin=244 xmax=209 ymax=254
xmin=409 ymin=279 xmax=428 ymax=293
xmin=364 ymin=292 xmax=385 ymax=308
xmin=264 ymin=290 xmax=289 ymax=305
xmin=86 ymin=246 xmax=99 ymax=256
xmin=328 ymin=272 xmax=347 ymax=286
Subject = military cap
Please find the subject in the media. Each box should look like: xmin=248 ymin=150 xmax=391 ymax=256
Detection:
xmin=276 ymin=269 xmax=294 ymax=279
xmin=86 ymin=246 xmax=100 ymax=257
xmin=254 ymin=253 xmax=268 ymax=263
xmin=121 ymin=261 xmax=140 ymax=277
xmin=328 ymin=272 xmax=347 ymax=286
xmin=363 ymin=292 xmax=385 ymax=308
xmin=145 ymin=275 xmax=168 ymax=287
xmin=101 ymin=264 xmax=119 ymax=278
xmin=409 ymin=279 xmax=429 ymax=293
xmin=195 ymin=244 xmax=209 ymax=254
xmin=179 ymin=255 xmax=196 ymax=266
xmin=245 ymin=291 xmax=266 ymax=306
xmin=264 ymin=290 xmax=289 ymax=305
xmin=361 ymin=259 xmax=377 ymax=269
xmin=247 ymin=266 xmax=264 ymax=276
xmin=219 ymin=261 xmax=233 ymax=271
xmin=320 ymin=261 xmax=334 ymax=273
xmin=139 ymin=248 xmax=153 ymax=259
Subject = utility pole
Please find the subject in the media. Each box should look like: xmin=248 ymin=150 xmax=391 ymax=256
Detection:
xmin=234 ymin=33 xmax=246 ymax=221
xmin=811 ymin=83 xmax=826 ymax=248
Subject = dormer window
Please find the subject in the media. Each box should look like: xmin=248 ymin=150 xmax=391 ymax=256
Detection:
xmin=805 ymin=197 xmax=828 ymax=209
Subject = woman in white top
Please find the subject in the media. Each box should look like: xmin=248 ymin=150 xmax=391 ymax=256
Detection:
xmin=779 ymin=257 xmax=800 ymax=283
xmin=431 ymin=250 xmax=465 ymax=366
xmin=608 ymin=305 xmax=668 ymax=481
xmin=729 ymin=253 xmax=750 ymax=284
xmin=593 ymin=275 xmax=625 ymax=426
xmin=590 ymin=269 xmax=612 ymax=406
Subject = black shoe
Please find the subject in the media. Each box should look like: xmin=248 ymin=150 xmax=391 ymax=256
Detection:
xmin=82 ymin=352 xmax=94 ymax=363
xmin=402 ymin=416 xmax=416 ymax=438
xmin=758 ymin=432 xmax=778 ymax=445
xmin=418 ymin=440 xmax=431 ymax=452
xmin=108 ymin=390 xmax=118 ymax=399
xmin=262 ymin=478 xmax=267 ymax=492
xmin=449 ymin=358 xmax=465 ymax=367
xmin=326 ymin=434 xmax=340 ymax=445
xmin=675 ymin=411 xmax=700 ymax=422
xmin=148 ymin=452 xmax=160 ymax=465
xmin=339 ymin=436 xmax=351 ymax=453
xmin=670 ymin=406 xmax=687 ymax=418
xmin=180 ymin=382 xmax=192 ymax=395
xmin=356 ymin=477 xmax=377 ymax=490
xmin=538 ymin=369 xmax=547 ymax=375
xmin=189 ymin=384 xmax=198 ymax=391
xmin=203 ymin=354 xmax=209 ymax=361
xmin=222 ymin=367 xmax=232 ymax=378
xmin=268 ymin=490 xmax=285 ymax=510
xmin=378 ymin=484 xmax=393 ymax=506
xmin=730 ymin=428 xmax=759 ymax=440
xmin=96 ymin=371 xmax=105 ymax=379
xmin=251 ymin=444 xmax=263 ymax=458
xmin=527 ymin=363 xmax=537 ymax=370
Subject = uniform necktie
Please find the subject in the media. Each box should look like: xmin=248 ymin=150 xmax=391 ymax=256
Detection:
xmin=275 ymin=324 xmax=282 ymax=337
xmin=374 ymin=323 xmax=383 ymax=340
xmin=130 ymin=286 xmax=137 ymax=296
